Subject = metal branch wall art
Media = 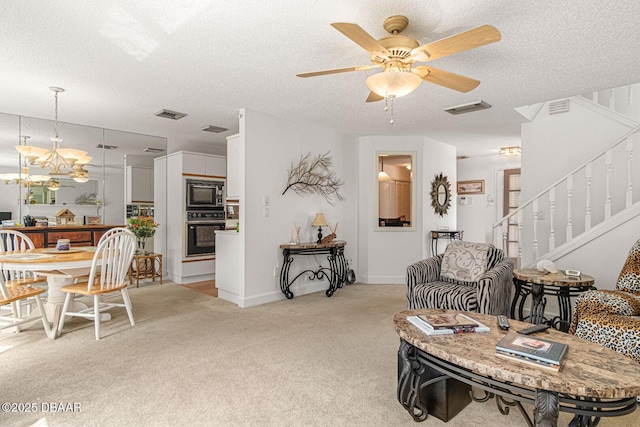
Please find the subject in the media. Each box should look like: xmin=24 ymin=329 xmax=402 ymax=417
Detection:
xmin=282 ymin=152 xmax=344 ymax=205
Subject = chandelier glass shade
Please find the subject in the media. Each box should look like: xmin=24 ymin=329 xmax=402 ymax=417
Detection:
xmin=365 ymin=71 xmax=422 ymax=98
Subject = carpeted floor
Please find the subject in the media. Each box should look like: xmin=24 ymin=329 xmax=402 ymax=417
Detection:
xmin=1 ymin=282 xmax=638 ymax=427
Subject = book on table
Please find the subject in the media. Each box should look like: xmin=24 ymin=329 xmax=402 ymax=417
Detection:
xmin=495 ymin=332 xmax=568 ymax=369
xmin=407 ymin=313 xmax=490 ymax=335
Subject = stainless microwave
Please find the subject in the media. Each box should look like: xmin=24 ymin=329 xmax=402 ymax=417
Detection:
xmin=186 ymin=179 xmax=224 ymax=209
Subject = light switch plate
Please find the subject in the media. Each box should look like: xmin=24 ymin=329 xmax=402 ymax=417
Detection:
xmin=263 ymin=195 xmax=270 ymax=206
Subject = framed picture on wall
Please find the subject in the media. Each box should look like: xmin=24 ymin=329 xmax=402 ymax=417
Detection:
xmin=457 ymin=180 xmax=485 ymax=195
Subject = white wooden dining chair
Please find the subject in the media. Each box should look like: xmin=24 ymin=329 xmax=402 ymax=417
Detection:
xmin=0 ymin=276 xmax=52 ymax=338
xmin=0 ymin=230 xmax=48 ymax=288
xmin=57 ymin=231 xmax=136 ymax=340
xmin=0 ymin=230 xmax=48 ymax=317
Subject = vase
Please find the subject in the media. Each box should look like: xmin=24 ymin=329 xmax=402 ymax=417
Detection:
xmin=137 ymin=239 xmax=147 ymax=254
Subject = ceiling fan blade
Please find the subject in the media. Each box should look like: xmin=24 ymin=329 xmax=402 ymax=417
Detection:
xmin=297 ymin=64 xmax=378 ymax=78
xmin=410 ymin=25 xmax=501 ymax=62
xmin=413 ymin=66 xmax=480 ymax=93
xmin=331 ymin=23 xmax=390 ymax=57
xmin=365 ymin=92 xmax=384 ymax=103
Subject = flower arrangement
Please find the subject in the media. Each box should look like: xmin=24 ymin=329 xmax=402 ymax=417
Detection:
xmin=127 ymin=216 xmax=158 ymax=240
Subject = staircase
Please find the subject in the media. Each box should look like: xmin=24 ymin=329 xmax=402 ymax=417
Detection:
xmin=493 ymin=84 xmax=640 ymax=268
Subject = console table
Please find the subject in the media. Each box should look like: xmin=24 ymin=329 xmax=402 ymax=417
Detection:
xmin=279 ymin=240 xmax=347 ymax=299
xmin=395 ymin=309 xmax=640 ymax=426
xmin=512 ymin=268 xmax=595 ymax=332
xmin=430 ymin=230 xmax=463 ymax=256
xmin=128 ymin=252 xmax=163 ymax=288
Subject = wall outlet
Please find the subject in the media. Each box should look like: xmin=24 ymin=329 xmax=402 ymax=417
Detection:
xmin=273 ymin=266 xmax=279 ymax=277
xmin=534 ymin=211 xmax=545 ymax=220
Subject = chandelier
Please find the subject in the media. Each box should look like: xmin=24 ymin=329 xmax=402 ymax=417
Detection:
xmin=30 ymin=87 xmax=92 ymax=179
xmin=0 ymin=136 xmax=52 ymax=187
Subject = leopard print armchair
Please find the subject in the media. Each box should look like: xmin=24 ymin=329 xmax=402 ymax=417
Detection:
xmin=569 ymin=239 xmax=640 ymax=363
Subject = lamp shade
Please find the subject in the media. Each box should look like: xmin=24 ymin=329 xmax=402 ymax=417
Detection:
xmin=366 ymin=71 xmax=422 ymax=98
xmin=312 ymin=213 xmax=328 ymax=227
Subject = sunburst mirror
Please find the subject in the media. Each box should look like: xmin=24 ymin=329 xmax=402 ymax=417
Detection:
xmin=430 ymin=173 xmax=451 ymax=217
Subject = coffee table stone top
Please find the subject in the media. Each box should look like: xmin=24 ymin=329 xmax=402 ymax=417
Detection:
xmin=394 ymin=309 xmax=640 ymax=399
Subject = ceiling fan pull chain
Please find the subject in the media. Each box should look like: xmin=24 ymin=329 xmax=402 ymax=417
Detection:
xmin=389 ymin=95 xmax=395 ymax=125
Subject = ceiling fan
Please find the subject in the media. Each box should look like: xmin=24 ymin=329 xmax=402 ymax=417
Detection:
xmin=297 ymin=16 xmax=501 ymax=102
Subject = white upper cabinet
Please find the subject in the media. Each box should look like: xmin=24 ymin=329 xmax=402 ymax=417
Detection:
xmin=182 ymin=152 xmax=226 ymax=177
xmin=126 ymin=166 xmax=154 ymax=204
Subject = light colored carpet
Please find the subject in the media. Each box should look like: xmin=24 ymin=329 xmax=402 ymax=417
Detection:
xmin=1 ymin=283 xmax=638 ymax=427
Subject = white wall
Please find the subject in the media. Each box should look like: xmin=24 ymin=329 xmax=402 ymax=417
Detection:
xmin=457 ymin=154 xmax=521 ymax=244
xmin=357 ymin=136 xmax=456 ymax=284
xmin=240 ymin=108 xmax=358 ymax=307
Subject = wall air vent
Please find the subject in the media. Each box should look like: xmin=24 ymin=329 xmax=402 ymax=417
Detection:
xmin=444 ymin=100 xmax=492 ymax=115
xmin=155 ymin=109 xmax=187 ymax=120
xmin=96 ymin=144 xmax=118 ymax=150
xmin=143 ymin=147 xmax=165 ymax=153
xmin=549 ymin=99 xmax=570 ymax=115
xmin=201 ymin=125 xmax=228 ymax=133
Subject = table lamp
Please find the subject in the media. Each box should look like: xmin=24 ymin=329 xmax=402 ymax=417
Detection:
xmin=312 ymin=213 xmax=328 ymax=243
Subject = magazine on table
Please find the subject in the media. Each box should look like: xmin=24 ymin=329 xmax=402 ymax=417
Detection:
xmin=495 ymin=332 xmax=568 ymax=365
xmin=407 ymin=313 xmax=490 ymax=335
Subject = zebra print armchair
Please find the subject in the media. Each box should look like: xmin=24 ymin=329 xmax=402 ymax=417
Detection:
xmin=406 ymin=241 xmax=514 ymax=315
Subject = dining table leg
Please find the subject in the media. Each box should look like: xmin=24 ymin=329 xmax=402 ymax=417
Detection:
xmin=34 ymin=271 xmax=111 ymax=337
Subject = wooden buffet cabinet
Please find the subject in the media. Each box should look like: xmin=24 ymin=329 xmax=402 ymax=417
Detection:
xmin=4 ymin=225 xmax=124 ymax=248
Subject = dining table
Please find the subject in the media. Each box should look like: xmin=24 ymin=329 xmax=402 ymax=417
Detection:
xmin=0 ymin=246 xmax=102 ymax=337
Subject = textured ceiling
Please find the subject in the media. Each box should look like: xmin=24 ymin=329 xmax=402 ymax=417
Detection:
xmin=1 ymin=0 xmax=639 ymax=158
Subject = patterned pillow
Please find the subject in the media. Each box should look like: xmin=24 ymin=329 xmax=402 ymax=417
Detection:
xmin=616 ymin=239 xmax=640 ymax=295
xmin=440 ymin=242 xmax=495 ymax=283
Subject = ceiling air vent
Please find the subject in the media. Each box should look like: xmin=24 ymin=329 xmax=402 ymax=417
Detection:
xmin=155 ymin=109 xmax=187 ymax=120
xmin=96 ymin=144 xmax=118 ymax=150
xmin=549 ymin=99 xmax=570 ymax=115
xmin=143 ymin=147 xmax=165 ymax=153
xmin=201 ymin=125 xmax=228 ymax=133
xmin=444 ymin=100 xmax=492 ymax=115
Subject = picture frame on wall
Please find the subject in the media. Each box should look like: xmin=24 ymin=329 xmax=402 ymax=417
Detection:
xmin=457 ymin=180 xmax=485 ymax=195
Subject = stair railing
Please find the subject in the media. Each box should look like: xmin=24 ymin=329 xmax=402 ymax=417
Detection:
xmin=493 ymin=124 xmax=640 ymax=266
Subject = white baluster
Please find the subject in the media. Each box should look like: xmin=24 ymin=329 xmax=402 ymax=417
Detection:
xmin=566 ymin=176 xmax=573 ymax=242
xmin=532 ymin=199 xmax=539 ymax=260
xmin=549 ymin=188 xmax=555 ymax=251
xmin=627 ymin=138 xmax=633 ymax=208
xmin=585 ymin=163 xmax=592 ymax=231
xmin=501 ymin=219 xmax=508 ymax=254
xmin=610 ymin=88 xmax=616 ymax=110
xmin=517 ymin=210 xmax=522 ymax=264
xmin=605 ymin=150 xmax=612 ymax=219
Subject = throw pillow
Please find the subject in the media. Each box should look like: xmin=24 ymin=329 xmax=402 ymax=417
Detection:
xmin=440 ymin=241 xmax=494 ymax=282
xmin=616 ymin=239 xmax=640 ymax=295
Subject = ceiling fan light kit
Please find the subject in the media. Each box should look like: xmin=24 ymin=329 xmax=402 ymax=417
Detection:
xmin=298 ymin=15 xmax=501 ymax=124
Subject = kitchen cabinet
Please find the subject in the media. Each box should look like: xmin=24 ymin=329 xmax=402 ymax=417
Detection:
xmin=226 ymin=134 xmax=240 ymax=199
xmin=126 ymin=166 xmax=154 ymax=204
xmin=154 ymin=151 xmax=226 ymax=284
xmin=181 ymin=152 xmax=226 ymax=178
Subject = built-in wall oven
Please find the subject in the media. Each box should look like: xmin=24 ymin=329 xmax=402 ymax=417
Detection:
xmin=185 ymin=210 xmax=225 ymax=257
xmin=186 ymin=179 xmax=224 ymax=209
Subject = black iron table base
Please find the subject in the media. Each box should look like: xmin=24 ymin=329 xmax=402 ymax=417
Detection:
xmin=279 ymin=242 xmax=347 ymax=299
xmin=511 ymin=279 xmax=596 ymax=332
xmin=397 ymin=339 xmax=636 ymax=426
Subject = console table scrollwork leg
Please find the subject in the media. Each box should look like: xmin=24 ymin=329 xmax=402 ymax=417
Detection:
xmin=534 ymin=389 xmax=559 ymax=427
xmin=530 ymin=284 xmax=547 ymax=325
xmin=279 ymin=249 xmax=294 ymax=299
